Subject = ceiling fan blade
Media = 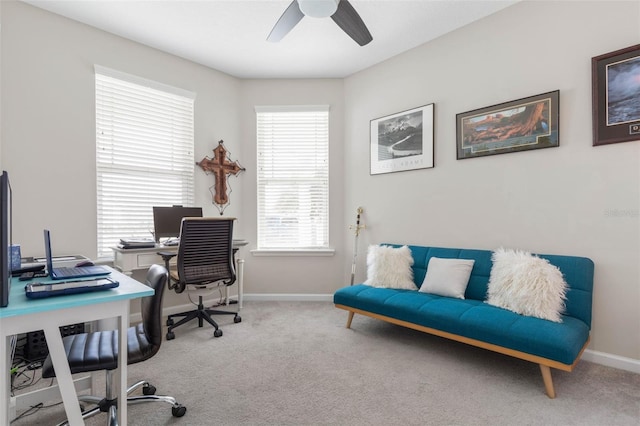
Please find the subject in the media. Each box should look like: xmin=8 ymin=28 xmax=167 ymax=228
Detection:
xmin=267 ymin=0 xmax=305 ymax=42
xmin=331 ymin=0 xmax=372 ymax=46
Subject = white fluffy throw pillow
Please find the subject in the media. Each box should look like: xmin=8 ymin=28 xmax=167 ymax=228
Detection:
xmin=486 ymin=248 xmax=567 ymax=322
xmin=364 ymin=245 xmax=416 ymax=290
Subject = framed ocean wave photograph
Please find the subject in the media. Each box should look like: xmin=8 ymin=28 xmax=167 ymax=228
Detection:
xmin=456 ymin=90 xmax=560 ymax=160
xmin=370 ymin=104 xmax=434 ymax=175
xmin=592 ymin=44 xmax=640 ymax=146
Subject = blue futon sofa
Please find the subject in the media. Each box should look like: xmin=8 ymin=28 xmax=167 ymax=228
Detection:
xmin=334 ymin=244 xmax=594 ymax=398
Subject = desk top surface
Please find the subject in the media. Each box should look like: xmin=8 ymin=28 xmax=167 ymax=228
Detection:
xmin=111 ymin=239 xmax=249 ymax=253
xmin=0 ymin=268 xmax=153 ymax=319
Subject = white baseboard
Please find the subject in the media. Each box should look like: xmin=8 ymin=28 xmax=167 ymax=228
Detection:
xmin=243 ymin=293 xmax=333 ymax=302
xmin=130 ymin=293 xmax=333 ymax=323
xmin=130 ymin=294 xmax=640 ymax=375
xmin=582 ymin=349 xmax=640 ymax=374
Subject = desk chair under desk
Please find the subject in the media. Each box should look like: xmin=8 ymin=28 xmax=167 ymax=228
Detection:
xmin=41 ymin=264 xmax=186 ymax=425
xmin=159 ymin=217 xmax=242 ymax=340
xmin=1 ymin=267 xmax=153 ymax=426
xmin=111 ymin=239 xmax=247 ymax=308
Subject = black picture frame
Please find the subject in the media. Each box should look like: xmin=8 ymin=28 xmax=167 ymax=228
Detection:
xmin=456 ymin=90 xmax=560 ymax=160
xmin=592 ymin=44 xmax=640 ymax=146
xmin=370 ymin=104 xmax=434 ymax=175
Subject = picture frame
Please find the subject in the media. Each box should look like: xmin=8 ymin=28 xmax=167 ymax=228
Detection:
xmin=456 ymin=90 xmax=559 ymax=160
xmin=591 ymin=44 xmax=640 ymax=146
xmin=370 ymin=104 xmax=434 ymax=175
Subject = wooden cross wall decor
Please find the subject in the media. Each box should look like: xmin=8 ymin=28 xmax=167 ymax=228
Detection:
xmin=197 ymin=140 xmax=245 ymax=214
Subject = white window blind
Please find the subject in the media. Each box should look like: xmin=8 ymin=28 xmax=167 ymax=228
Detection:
xmin=256 ymin=105 xmax=329 ymax=250
xmin=95 ymin=66 xmax=195 ymax=258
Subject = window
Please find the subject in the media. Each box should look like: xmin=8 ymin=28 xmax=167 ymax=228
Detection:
xmin=95 ymin=66 xmax=195 ymax=258
xmin=256 ymin=106 xmax=329 ymax=251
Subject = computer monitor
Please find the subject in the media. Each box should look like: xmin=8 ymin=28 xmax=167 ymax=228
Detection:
xmin=152 ymin=206 xmax=202 ymax=242
xmin=1 ymin=171 xmax=12 ymax=307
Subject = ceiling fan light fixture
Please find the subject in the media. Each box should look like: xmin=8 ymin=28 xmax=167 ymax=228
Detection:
xmin=298 ymin=0 xmax=339 ymax=18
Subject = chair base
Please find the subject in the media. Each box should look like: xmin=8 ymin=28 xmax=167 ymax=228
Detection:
xmin=55 ymin=371 xmax=186 ymax=426
xmin=166 ymin=295 xmax=241 ymax=340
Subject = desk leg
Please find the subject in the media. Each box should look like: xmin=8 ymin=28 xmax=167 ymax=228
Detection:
xmin=1 ymin=335 xmax=11 ymax=425
xmin=115 ymin=304 xmax=129 ymax=425
xmin=42 ymin=324 xmax=84 ymax=425
xmin=237 ymin=258 xmax=244 ymax=310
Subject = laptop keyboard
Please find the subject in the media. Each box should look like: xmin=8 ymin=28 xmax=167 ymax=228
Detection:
xmin=54 ymin=267 xmax=92 ymax=277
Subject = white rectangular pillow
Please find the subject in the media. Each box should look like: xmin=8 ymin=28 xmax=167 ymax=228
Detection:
xmin=419 ymin=257 xmax=475 ymax=299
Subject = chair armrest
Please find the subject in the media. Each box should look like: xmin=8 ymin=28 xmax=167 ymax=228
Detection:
xmin=157 ymin=251 xmax=177 ymax=262
xmin=156 ymin=251 xmax=185 ymax=293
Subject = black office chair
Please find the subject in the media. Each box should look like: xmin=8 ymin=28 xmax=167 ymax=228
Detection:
xmin=41 ymin=264 xmax=186 ymax=425
xmin=159 ymin=217 xmax=241 ymax=340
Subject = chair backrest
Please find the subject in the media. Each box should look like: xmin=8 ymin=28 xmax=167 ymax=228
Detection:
xmin=177 ymin=217 xmax=236 ymax=286
xmin=140 ymin=264 xmax=169 ymax=347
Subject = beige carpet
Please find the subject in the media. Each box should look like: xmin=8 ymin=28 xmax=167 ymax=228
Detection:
xmin=12 ymin=301 xmax=640 ymax=425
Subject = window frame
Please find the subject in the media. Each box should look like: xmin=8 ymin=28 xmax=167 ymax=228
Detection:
xmin=254 ymin=105 xmax=333 ymax=256
xmin=95 ymin=65 xmax=196 ymax=259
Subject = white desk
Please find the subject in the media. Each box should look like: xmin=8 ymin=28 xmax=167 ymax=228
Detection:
xmin=112 ymin=239 xmax=248 ymax=308
xmin=0 ymin=268 xmax=153 ymax=425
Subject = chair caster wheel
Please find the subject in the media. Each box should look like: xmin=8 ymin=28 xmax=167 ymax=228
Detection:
xmin=143 ymin=384 xmax=156 ymax=395
xmin=166 ymin=318 xmax=174 ymax=326
xmin=166 ymin=331 xmax=175 ymax=340
xmin=234 ymin=315 xmax=242 ymax=323
xmin=214 ymin=329 xmax=223 ymax=337
xmin=172 ymin=404 xmax=187 ymax=417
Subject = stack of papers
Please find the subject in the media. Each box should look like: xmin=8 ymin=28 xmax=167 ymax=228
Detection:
xmin=118 ymin=238 xmax=156 ymax=249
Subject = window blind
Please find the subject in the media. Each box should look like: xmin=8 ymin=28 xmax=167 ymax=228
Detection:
xmin=95 ymin=67 xmax=195 ymax=258
xmin=256 ymin=106 xmax=329 ymax=250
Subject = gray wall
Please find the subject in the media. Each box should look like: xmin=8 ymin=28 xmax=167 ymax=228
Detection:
xmin=238 ymin=79 xmax=347 ymax=296
xmin=343 ymin=1 xmax=640 ymax=361
xmin=0 ymin=1 xmax=348 ymax=309
xmin=1 ymin=1 xmax=242 ymax=256
xmin=0 ymin=1 xmax=243 ymax=310
xmin=1 ymin=0 xmax=639 ymax=365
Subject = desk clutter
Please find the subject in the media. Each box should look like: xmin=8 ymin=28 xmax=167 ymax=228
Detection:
xmin=117 ymin=205 xmax=205 ymax=250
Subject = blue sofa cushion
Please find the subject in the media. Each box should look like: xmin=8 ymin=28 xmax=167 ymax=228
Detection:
xmin=386 ymin=244 xmax=594 ymax=327
xmin=334 ymin=284 xmax=590 ymax=366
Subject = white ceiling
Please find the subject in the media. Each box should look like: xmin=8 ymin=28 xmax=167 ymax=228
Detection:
xmin=22 ymin=0 xmax=519 ymax=79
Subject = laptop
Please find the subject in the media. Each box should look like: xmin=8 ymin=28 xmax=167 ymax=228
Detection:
xmin=25 ymin=277 xmax=119 ymax=299
xmin=44 ymin=229 xmax=111 ymax=280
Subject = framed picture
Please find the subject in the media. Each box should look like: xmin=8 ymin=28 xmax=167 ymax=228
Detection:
xmin=592 ymin=44 xmax=640 ymax=146
xmin=456 ymin=90 xmax=559 ymax=160
xmin=370 ymin=104 xmax=434 ymax=175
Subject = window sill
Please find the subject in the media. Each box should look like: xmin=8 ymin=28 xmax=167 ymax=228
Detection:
xmin=250 ymin=248 xmax=335 ymax=257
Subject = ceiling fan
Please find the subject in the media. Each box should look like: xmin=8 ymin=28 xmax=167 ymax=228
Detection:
xmin=267 ymin=0 xmax=373 ymax=46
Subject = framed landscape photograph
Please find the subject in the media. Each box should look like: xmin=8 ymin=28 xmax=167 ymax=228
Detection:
xmin=370 ymin=104 xmax=434 ymax=175
xmin=456 ymin=90 xmax=559 ymax=160
xmin=592 ymin=44 xmax=640 ymax=146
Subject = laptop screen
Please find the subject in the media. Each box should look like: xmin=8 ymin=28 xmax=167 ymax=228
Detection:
xmin=43 ymin=229 xmax=55 ymax=276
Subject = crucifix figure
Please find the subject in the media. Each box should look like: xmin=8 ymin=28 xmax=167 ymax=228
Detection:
xmin=197 ymin=140 xmax=245 ymax=214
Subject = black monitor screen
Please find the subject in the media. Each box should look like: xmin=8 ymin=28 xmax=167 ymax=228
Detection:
xmin=152 ymin=206 xmax=202 ymax=242
xmin=1 ymin=171 xmax=12 ymax=307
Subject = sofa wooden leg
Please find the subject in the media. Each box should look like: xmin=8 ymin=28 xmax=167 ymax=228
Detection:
xmin=346 ymin=311 xmax=354 ymax=329
xmin=539 ymin=364 xmax=556 ymax=399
